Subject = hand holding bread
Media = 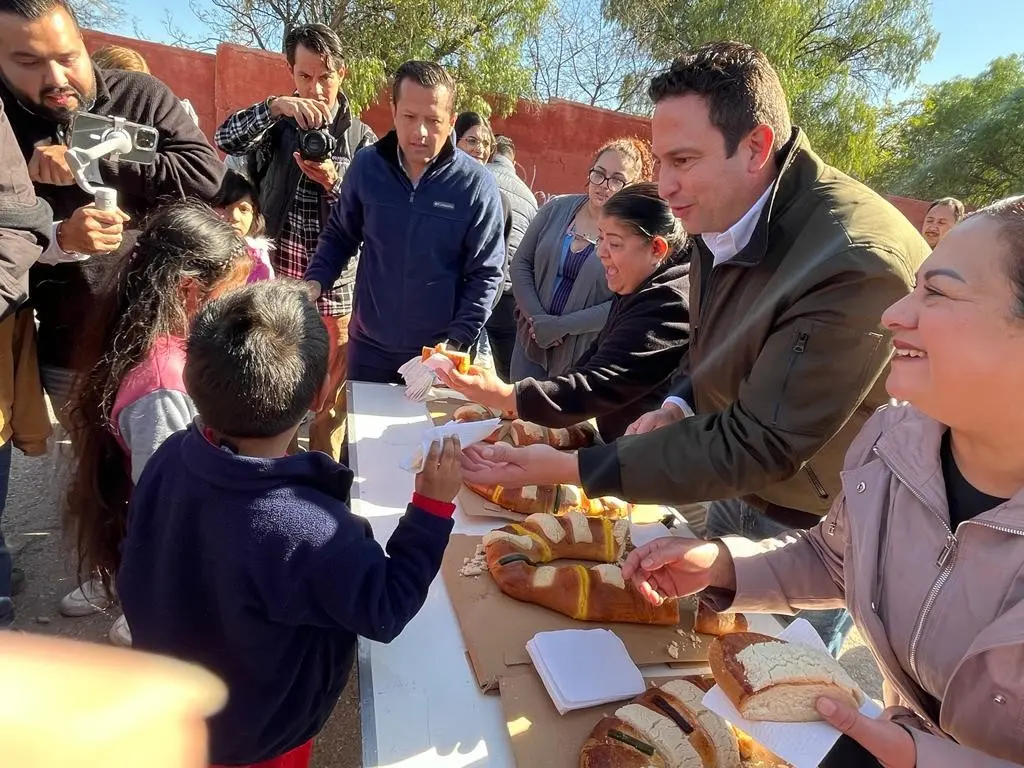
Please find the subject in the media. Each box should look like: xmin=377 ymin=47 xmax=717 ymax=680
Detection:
xmin=622 ymin=538 xmax=736 ymax=606
xmin=438 ymin=364 xmax=517 ymax=414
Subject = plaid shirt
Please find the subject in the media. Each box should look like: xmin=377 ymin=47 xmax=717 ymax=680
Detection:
xmin=215 ymin=99 xmax=375 ymax=316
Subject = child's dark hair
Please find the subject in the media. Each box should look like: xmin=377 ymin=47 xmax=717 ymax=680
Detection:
xmin=213 ymin=169 xmax=265 ymax=238
xmin=65 ymin=201 xmax=249 ymax=584
xmin=186 ymin=280 xmax=329 ymax=438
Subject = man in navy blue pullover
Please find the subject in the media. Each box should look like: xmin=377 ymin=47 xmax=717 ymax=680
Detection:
xmin=305 ymin=60 xmax=505 ymax=383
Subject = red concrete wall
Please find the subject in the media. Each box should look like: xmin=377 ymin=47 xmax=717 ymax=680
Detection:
xmin=82 ymin=30 xmax=218 ymax=134
xmin=80 ymin=30 xmax=927 ymax=228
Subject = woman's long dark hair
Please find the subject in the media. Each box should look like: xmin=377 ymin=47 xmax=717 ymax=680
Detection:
xmin=64 ymin=201 xmax=249 ymax=586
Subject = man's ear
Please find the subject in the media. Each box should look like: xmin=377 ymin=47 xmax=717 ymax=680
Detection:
xmin=337 ymin=65 xmax=347 ymax=81
xmin=745 ymin=124 xmax=776 ymax=174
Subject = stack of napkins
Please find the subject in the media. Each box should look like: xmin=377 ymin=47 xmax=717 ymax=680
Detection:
xmin=526 ymin=629 xmax=645 ymax=715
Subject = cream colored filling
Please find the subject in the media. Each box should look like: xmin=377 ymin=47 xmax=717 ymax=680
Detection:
xmin=532 ymin=566 xmax=558 ymax=588
xmin=736 ymin=641 xmax=863 ymax=702
xmin=591 ymin=564 xmax=625 ymax=589
xmin=566 ymin=511 xmax=592 ymax=543
xmin=526 ymin=513 xmax=565 ymax=543
xmin=614 ymin=704 xmax=699 ymax=768
xmin=482 ymin=531 xmax=535 ymax=551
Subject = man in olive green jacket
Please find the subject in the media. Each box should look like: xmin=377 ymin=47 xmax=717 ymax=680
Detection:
xmin=460 ymin=41 xmax=929 ymax=654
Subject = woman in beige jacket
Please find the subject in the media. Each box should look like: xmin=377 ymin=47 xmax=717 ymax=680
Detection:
xmin=623 ymin=196 xmax=1024 ymax=767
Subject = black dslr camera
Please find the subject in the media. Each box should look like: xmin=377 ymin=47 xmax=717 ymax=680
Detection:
xmin=297 ymin=127 xmax=336 ymax=163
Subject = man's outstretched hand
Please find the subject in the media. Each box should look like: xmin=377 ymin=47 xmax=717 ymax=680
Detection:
xmin=459 ymin=442 xmax=579 ymax=488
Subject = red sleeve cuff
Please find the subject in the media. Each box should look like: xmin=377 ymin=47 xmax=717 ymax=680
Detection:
xmin=412 ymin=492 xmax=456 ymax=519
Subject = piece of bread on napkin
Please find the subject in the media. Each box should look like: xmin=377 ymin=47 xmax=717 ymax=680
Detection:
xmin=709 ymin=633 xmax=864 ymax=722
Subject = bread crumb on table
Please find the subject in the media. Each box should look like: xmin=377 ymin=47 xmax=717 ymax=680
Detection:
xmin=459 ymin=545 xmax=488 ymax=577
xmin=667 ymin=641 xmax=680 ymax=659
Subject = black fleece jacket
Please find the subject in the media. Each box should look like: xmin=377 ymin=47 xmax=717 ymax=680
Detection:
xmin=515 ymin=245 xmax=692 ymax=442
xmin=0 ymin=67 xmax=224 ymax=368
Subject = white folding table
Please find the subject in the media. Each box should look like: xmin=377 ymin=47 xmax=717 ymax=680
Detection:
xmin=347 ymin=381 xmax=782 ymax=768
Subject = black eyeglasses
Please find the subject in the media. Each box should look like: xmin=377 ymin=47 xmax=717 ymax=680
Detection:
xmin=588 ymin=168 xmax=627 ymax=192
xmin=462 ymin=136 xmax=492 ymax=150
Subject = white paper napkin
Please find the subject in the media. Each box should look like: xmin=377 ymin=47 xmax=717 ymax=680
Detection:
xmin=527 ymin=629 xmax=645 ymax=715
xmin=399 ymin=418 xmax=501 ymax=473
xmin=397 ymin=356 xmax=436 ymax=402
xmin=629 ymin=521 xmax=672 ymax=549
xmin=702 ymin=618 xmax=882 ymax=768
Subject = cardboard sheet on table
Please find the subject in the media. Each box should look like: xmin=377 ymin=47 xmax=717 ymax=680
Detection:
xmin=457 ymin=484 xmax=669 ymax=525
xmin=427 ymin=396 xmax=469 ymax=425
xmin=499 ymin=668 xmax=789 ymax=768
xmin=441 ymin=534 xmax=710 ymax=692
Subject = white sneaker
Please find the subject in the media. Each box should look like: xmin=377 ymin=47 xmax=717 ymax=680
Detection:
xmin=59 ymin=577 xmax=113 ymax=617
xmin=108 ymin=614 xmax=132 ymax=647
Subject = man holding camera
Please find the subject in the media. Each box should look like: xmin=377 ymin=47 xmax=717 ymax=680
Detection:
xmin=0 ymin=0 xmax=224 ymax=415
xmin=215 ymin=24 xmax=375 ymax=461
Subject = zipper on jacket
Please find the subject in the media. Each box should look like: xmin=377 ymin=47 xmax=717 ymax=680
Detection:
xmin=772 ymin=330 xmax=810 ymax=424
xmin=806 ymin=465 xmax=829 ymax=500
xmin=872 ymin=445 xmax=954 ymax=680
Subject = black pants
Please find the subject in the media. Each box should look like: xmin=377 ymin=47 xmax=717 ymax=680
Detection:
xmin=347 ymin=338 xmax=405 ymax=384
xmin=485 ymin=293 xmax=517 ymax=381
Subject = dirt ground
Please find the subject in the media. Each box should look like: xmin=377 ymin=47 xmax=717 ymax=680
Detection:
xmin=4 ymin=423 xmax=881 ymax=768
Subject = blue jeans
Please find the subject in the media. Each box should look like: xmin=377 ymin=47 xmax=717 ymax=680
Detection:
xmin=510 ymin=341 xmax=547 ymax=380
xmin=705 ymin=498 xmax=853 ymax=657
xmin=0 ymin=442 xmax=13 ymax=625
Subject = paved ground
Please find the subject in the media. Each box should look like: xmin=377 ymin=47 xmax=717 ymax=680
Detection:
xmin=5 ymin=425 xmax=881 ymax=768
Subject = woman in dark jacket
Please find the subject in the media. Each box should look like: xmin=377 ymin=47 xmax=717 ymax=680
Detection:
xmin=439 ymin=182 xmax=690 ymax=442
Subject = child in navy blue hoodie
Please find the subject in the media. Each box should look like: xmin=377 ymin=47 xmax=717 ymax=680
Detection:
xmin=117 ymin=280 xmax=462 ymax=768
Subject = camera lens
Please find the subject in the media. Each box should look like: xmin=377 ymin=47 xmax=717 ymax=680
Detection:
xmin=135 ymin=130 xmax=157 ymax=150
xmin=299 ymin=129 xmax=334 ymax=162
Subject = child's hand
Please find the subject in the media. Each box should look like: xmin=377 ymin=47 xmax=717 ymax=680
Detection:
xmin=415 ymin=436 xmax=463 ymax=503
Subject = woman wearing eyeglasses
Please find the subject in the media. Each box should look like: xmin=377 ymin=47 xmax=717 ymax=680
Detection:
xmin=510 ymin=138 xmax=654 ymax=379
xmin=454 ymin=112 xmax=495 ymax=163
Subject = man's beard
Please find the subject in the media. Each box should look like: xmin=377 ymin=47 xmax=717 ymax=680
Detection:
xmin=3 ymin=75 xmax=96 ymax=124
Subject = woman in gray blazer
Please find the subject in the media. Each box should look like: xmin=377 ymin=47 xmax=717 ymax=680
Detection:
xmin=510 ymin=138 xmax=653 ymax=378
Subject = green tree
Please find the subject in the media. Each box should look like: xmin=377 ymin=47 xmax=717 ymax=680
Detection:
xmin=169 ymin=0 xmax=548 ymax=115
xmin=873 ymin=55 xmax=1024 ymax=206
xmin=601 ymin=0 xmax=938 ymax=179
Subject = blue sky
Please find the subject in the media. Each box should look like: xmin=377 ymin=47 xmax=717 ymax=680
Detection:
xmin=131 ymin=0 xmax=1022 ymax=94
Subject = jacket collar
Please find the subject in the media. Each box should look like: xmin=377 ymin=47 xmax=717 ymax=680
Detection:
xmin=490 ymin=154 xmax=515 ymax=171
xmin=181 ymin=422 xmax=354 ymax=501
xmin=375 ymin=129 xmax=456 ymax=175
xmin=874 ymin=405 xmax=1024 ymax=526
xmin=729 ymin=127 xmax=824 ymax=268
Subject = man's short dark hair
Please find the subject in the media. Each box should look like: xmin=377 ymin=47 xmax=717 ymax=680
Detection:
xmin=648 ymin=41 xmax=792 ymax=156
xmin=284 ymin=23 xmax=345 ymax=70
xmin=494 ymin=135 xmax=515 ymax=160
xmin=0 ymin=0 xmax=78 ymax=24
xmin=391 ymin=60 xmax=456 ymax=109
xmin=926 ymin=196 xmax=966 ymax=222
xmin=185 ymin=280 xmax=329 ymax=439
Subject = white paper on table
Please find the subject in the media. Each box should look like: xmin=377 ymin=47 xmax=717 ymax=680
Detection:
xmin=629 ymin=521 xmax=672 ymax=549
xmin=399 ymin=418 xmax=501 ymax=473
xmin=527 ymin=629 xmax=645 ymax=715
xmin=702 ymin=618 xmax=882 ymax=768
